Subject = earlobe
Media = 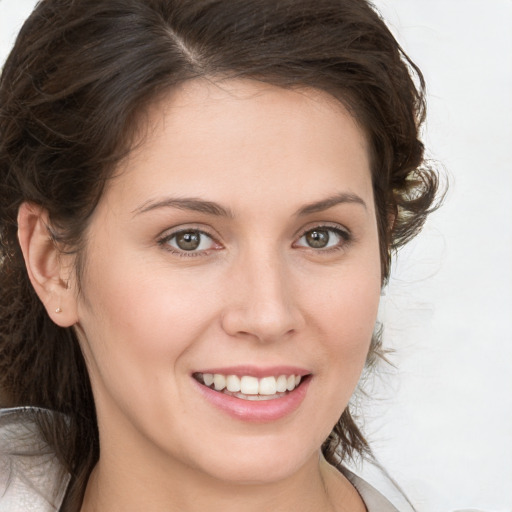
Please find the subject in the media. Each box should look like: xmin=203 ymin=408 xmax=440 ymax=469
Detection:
xmin=17 ymin=202 xmax=78 ymax=328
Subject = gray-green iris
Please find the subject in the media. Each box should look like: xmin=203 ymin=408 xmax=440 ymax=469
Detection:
xmin=306 ymin=229 xmax=329 ymax=248
xmin=176 ymin=231 xmax=201 ymax=251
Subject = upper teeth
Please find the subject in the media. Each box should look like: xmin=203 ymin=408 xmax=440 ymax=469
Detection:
xmin=200 ymin=373 xmax=302 ymax=395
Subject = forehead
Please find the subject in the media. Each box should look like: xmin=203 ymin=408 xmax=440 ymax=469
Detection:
xmin=106 ymin=78 xmax=373 ymax=215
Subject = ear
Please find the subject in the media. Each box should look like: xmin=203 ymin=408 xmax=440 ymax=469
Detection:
xmin=17 ymin=202 xmax=78 ymax=327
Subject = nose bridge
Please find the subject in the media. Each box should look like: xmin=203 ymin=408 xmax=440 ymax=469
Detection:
xmin=222 ymin=245 xmax=303 ymax=342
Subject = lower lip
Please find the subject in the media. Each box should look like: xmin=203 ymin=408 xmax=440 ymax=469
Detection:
xmin=193 ymin=377 xmax=311 ymax=423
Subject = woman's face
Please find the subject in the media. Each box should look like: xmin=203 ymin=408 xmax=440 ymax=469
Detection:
xmin=72 ymin=79 xmax=381 ymax=484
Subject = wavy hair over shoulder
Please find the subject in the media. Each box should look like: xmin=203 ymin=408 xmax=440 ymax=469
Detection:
xmin=0 ymin=0 xmax=439 ymax=509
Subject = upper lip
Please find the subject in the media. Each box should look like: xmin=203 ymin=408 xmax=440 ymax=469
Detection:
xmin=193 ymin=365 xmax=311 ymax=378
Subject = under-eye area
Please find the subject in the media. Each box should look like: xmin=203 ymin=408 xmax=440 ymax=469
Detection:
xmin=193 ymin=373 xmax=310 ymax=401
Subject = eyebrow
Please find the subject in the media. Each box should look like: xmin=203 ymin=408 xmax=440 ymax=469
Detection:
xmin=296 ymin=192 xmax=367 ymax=216
xmin=132 ymin=197 xmax=234 ymax=218
xmin=132 ymin=191 xmax=366 ymax=219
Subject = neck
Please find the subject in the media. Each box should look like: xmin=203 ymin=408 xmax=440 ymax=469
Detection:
xmin=80 ymin=448 xmax=364 ymax=512
xmin=80 ymin=395 xmax=365 ymax=512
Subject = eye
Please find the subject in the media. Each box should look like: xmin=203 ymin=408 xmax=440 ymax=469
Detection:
xmin=294 ymin=226 xmax=349 ymax=250
xmin=160 ymin=229 xmax=219 ymax=254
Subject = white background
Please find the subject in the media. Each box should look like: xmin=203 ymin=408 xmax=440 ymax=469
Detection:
xmin=1 ymin=1 xmax=511 ymax=511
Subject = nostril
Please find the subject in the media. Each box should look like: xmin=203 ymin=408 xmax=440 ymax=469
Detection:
xmin=220 ymin=306 xmax=302 ymax=343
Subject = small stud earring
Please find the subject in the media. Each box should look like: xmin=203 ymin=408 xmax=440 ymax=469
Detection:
xmin=55 ymin=307 xmax=62 ymax=314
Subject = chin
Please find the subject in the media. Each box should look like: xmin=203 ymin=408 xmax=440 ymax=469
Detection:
xmin=205 ymin=458 xmax=303 ymax=485
xmin=186 ymin=434 xmax=319 ymax=485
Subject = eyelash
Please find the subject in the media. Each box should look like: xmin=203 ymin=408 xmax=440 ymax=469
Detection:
xmin=294 ymin=225 xmax=352 ymax=253
xmin=157 ymin=224 xmax=352 ymax=257
xmin=157 ymin=228 xmax=219 ymax=258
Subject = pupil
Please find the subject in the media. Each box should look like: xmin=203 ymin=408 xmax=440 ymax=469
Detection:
xmin=306 ymin=229 xmax=329 ymax=248
xmin=177 ymin=232 xmax=200 ymax=251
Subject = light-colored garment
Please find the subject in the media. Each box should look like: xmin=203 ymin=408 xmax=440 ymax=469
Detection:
xmin=342 ymin=466 xmax=402 ymax=511
xmin=0 ymin=407 xmax=399 ymax=512
xmin=0 ymin=408 xmax=69 ymax=512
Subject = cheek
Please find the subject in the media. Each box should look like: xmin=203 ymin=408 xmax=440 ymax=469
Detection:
xmin=302 ymin=258 xmax=381 ymax=386
xmin=76 ymin=247 xmax=220 ymax=400
xmin=307 ymin=263 xmax=381 ymax=335
xmin=81 ymin=270 xmax=211 ymax=361
xmin=75 ymin=257 xmax=224 ymax=452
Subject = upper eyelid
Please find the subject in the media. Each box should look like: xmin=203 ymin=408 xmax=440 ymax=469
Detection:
xmin=157 ymin=224 xmax=219 ymax=242
xmin=294 ymin=222 xmax=351 ymax=239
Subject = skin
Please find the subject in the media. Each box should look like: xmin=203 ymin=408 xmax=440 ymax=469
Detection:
xmin=18 ymin=79 xmax=382 ymax=511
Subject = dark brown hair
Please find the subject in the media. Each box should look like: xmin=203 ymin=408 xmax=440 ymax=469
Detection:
xmin=0 ymin=0 xmax=439 ymax=509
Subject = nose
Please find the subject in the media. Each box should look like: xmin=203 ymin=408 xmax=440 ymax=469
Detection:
xmin=220 ymin=252 xmax=305 ymax=343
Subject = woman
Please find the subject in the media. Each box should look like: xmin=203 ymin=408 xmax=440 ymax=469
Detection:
xmin=0 ymin=0 xmax=438 ymax=510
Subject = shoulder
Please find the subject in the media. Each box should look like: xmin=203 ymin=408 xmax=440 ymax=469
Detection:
xmin=0 ymin=407 xmax=69 ymax=512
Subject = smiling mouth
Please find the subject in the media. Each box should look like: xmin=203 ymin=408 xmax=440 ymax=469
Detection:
xmin=193 ymin=372 xmax=308 ymax=401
